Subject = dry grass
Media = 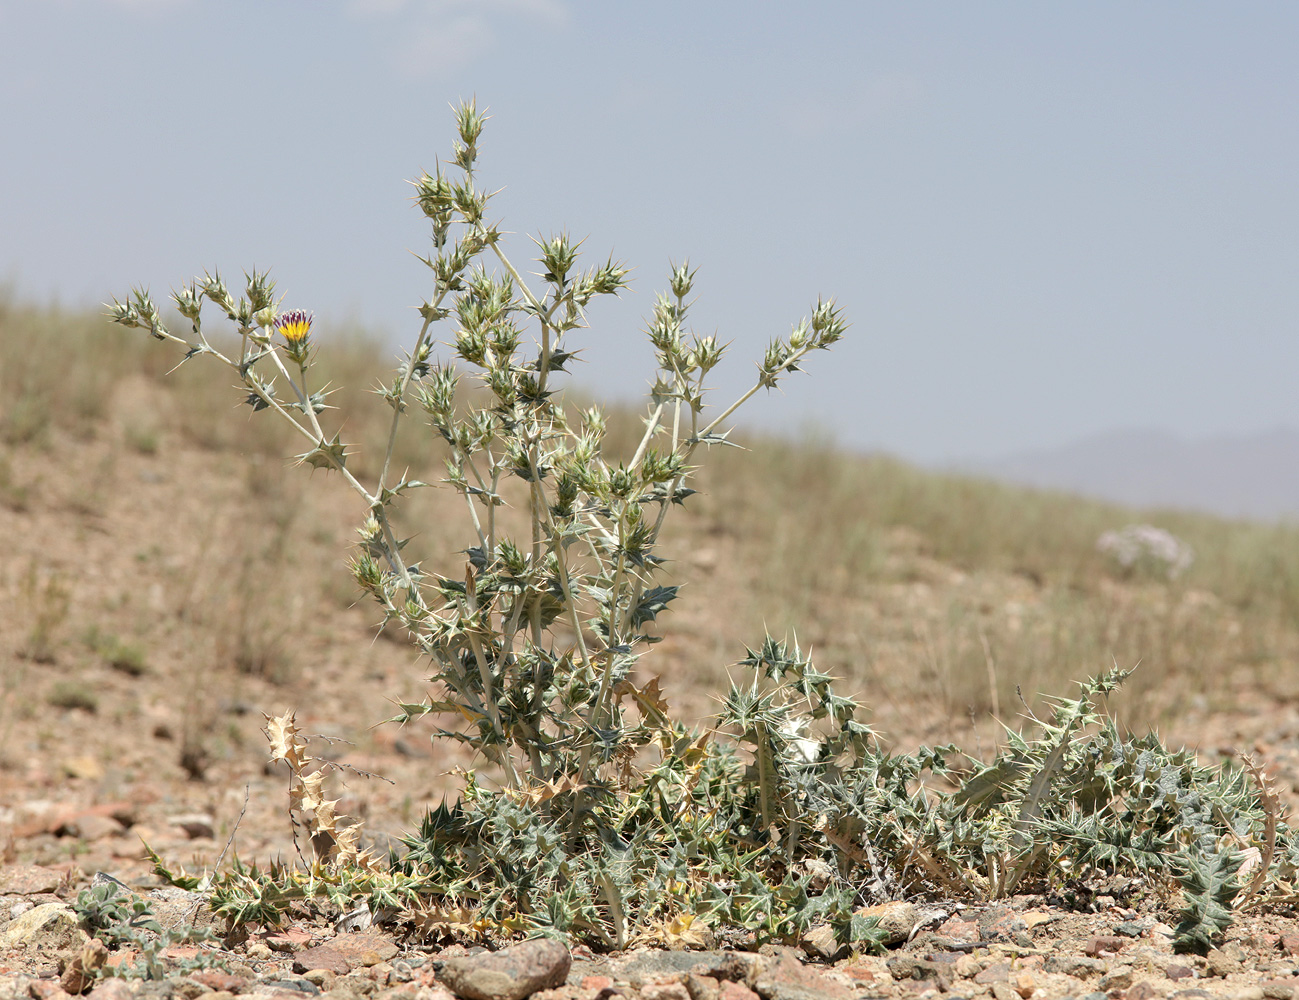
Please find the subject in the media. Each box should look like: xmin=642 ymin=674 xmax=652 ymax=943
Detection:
xmin=4 ymin=293 xmax=1299 ymax=767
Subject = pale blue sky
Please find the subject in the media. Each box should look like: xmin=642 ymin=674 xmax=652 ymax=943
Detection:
xmin=3 ymin=1 xmax=1297 ymax=463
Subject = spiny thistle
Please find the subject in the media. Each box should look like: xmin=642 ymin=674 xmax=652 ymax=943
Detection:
xmin=114 ymin=103 xmax=1295 ymax=954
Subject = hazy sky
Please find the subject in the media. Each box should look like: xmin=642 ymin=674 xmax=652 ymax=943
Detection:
xmin=3 ymin=1 xmax=1297 ymax=464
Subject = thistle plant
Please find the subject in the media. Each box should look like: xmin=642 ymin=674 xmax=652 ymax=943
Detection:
xmin=114 ymin=103 xmax=1296 ymax=954
xmin=114 ymin=100 xmax=843 ymax=803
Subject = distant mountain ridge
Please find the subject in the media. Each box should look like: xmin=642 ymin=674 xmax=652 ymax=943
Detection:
xmin=959 ymin=426 xmax=1299 ymax=522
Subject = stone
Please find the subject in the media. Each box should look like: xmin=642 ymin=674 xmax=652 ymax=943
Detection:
xmin=640 ymin=985 xmax=690 ymax=1000
xmin=529 ymin=988 xmax=599 ymax=1000
xmin=954 ymin=955 xmax=982 ymax=979
xmin=1166 ymin=963 xmax=1196 ymax=981
xmin=1207 ymin=948 xmax=1244 ymax=978
xmin=189 ymin=971 xmax=253 ymax=994
xmin=977 ymin=906 xmax=1026 ymax=942
xmin=148 ymin=886 xmax=218 ymax=932
xmin=1085 ymin=935 xmax=1129 ymax=957
xmin=753 ymin=952 xmax=852 ymax=1000
xmin=1012 ymin=971 xmax=1036 ymax=998
xmin=0 ymin=864 xmax=63 ymax=895
xmin=934 ymin=915 xmax=979 ymax=944
xmin=1043 ymin=954 xmax=1105 ymax=978
xmin=26 ymin=984 xmax=73 ymax=1000
xmin=265 ymin=926 xmax=313 ymax=952
xmin=61 ymin=813 xmax=125 ymax=842
xmin=86 ymin=982 xmax=137 ymax=1000
xmin=293 ymin=946 xmax=353 ymax=975
xmin=692 ymin=952 xmax=762 ymax=988
xmin=797 ymin=924 xmax=840 ymax=960
xmin=973 ymin=962 xmax=1010 ymax=985
xmin=1098 ymin=965 xmax=1134 ymax=991
xmin=717 ymin=983 xmax=758 ymax=1000
xmin=833 ymin=958 xmax=887 ymax=988
xmin=302 ymin=969 xmax=337 ymax=989
xmin=260 ymin=977 xmax=322 ymax=995
xmin=683 ymin=974 xmax=718 ymax=1000
xmin=0 ymin=978 xmax=33 ymax=1000
xmin=1127 ymin=983 xmax=1160 ymax=1000
xmin=855 ymin=901 xmax=919 ymax=945
xmin=886 ymin=954 xmax=944 ymax=983
xmin=331 ymin=933 xmax=401 ymax=965
xmin=0 ymin=901 xmax=88 ymax=952
xmin=62 ymin=756 xmax=104 ymax=780
xmin=438 ymin=939 xmax=571 ymax=1000
xmin=60 ymin=937 xmax=109 ymax=994
xmin=169 ymin=814 xmax=217 ymax=840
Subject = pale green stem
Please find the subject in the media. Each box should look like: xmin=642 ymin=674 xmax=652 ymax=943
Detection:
xmin=694 ymin=341 xmax=817 ymax=444
xmin=378 ymin=310 xmax=440 ymax=492
xmin=463 ymin=604 xmax=518 ymax=788
xmin=629 ymin=403 xmax=665 ymax=470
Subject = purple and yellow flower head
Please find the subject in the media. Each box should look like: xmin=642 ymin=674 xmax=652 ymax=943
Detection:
xmin=275 ymin=309 xmax=313 ymax=346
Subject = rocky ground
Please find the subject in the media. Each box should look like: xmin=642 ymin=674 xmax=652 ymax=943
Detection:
xmin=5 ymin=865 xmax=1299 ymax=1000
xmin=7 ymin=369 xmax=1299 ymax=999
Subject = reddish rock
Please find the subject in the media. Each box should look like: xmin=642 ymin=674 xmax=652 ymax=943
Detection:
xmin=974 ymin=962 xmax=1010 ymax=985
xmin=0 ymin=865 xmax=63 ymax=896
xmin=977 ymin=905 xmax=1027 ymax=941
xmin=86 ymin=982 xmax=136 ymax=1000
xmin=934 ymin=916 xmax=979 ymax=943
xmin=57 ymin=813 xmax=124 ymax=841
xmin=1085 ymin=935 xmax=1129 ymax=956
xmin=36 ymin=802 xmax=136 ymax=838
xmin=718 ymin=983 xmax=759 ymax=1000
xmin=264 ymin=926 xmax=313 ymax=952
xmin=189 ymin=970 xmax=253 ymax=993
xmin=836 ymin=961 xmax=884 ymax=986
xmin=439 ymin=939 xmax=572 ymax=1000
xmin=373 ymin=984 xmax=436 ymax=1000
xmin=753 ymin=952 xmax=853 ymax=1000
xmin=1127 ymin=982 xmax=1160 ymax=1000
xmin=168 ymin=813 xmax=216 ymax=839
xmin=581 ymin=977 xmax=614 ymax=992
xmin=330 ymin=931 xmax=400 ymax=965
xmin=104 ymin=948 xmax=139 ymax=971
xmin=28 ymin=984 xmax=74 ymax=1000
xmin=1165 ymin=963 xmax=1196 ymax=981
xmin=292 ymin=945 xmax=352 ymax=975
xmin=684 ymin=973 xmax=718 ymax=1000
xmin=1284 ymin=936 xmax=1299 ymax=958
